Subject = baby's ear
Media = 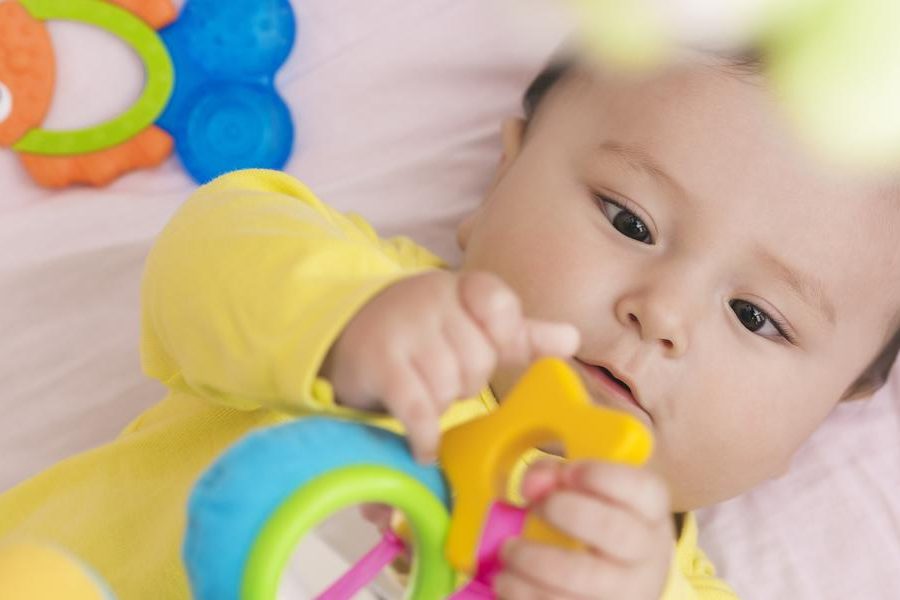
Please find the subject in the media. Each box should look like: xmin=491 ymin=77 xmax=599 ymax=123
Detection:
xmin=458 ymin=118 xmax=527 ymax=251
xmin=485 ymin=117 xmax=526 ymax=196
xmin=456 ymin=210 xmax=478 ymax=250
xmin=498 ymin=117 xmax=526 ymax=176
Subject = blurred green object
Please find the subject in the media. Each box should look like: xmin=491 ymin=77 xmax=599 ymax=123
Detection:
xmin=767 ymin=0 xmax=900 ymax=168
xmin=571 ymin=0 xmax=900 ymax=169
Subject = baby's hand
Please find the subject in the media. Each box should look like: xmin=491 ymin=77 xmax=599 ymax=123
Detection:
xmin=496 ymin=460 xmax=674 ymax=600
xmin=321 ymin=270 xmax=579 ymax=462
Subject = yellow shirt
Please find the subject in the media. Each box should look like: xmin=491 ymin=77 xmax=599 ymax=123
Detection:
xmin=0 ymin=170 xmax=735 ymax=599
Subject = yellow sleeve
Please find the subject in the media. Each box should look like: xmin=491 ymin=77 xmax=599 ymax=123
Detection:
xmin=660 ymin=514 xmax=739 ymax=600
xmin=140 ymin=169 xmax=443 ymax=415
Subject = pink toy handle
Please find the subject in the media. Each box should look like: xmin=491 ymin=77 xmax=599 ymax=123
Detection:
xmin=315 ymin=529 xmax=407 ymax=600
xmin=448 ymin=502 xmax=527 ymax=600
xmin=316 ymin=501 xmax=525 ymax=600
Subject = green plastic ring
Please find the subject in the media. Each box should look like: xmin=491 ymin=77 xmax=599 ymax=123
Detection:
xmin=242 ymin=465 xmax=456 ymax=600
xmin=13 ymin=0 xmax=174 ymax=155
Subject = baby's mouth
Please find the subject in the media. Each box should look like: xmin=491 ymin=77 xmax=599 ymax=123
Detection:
xmin=572 ymin=358 xmax=652 ymax=424
xmin=598 ymin=366 xmax=632 ymax=396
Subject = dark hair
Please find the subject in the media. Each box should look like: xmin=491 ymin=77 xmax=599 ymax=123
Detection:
xmin=523 ymin=58 xmax=573 ymax=121
xmin=523 ymin=50 xmax=763 ymax=119
xmin=845 ymin=326 xmax=900 ymax=397
xmin=521 ymin=56 xmax=900 ymax=398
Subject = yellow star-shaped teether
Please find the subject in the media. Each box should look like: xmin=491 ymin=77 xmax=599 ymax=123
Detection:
xmin=439 ymin=357 xmax=653 ymax=574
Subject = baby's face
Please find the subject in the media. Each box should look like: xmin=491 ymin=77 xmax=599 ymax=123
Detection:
xmin=459 ymin=62 xmax=899 ymax=511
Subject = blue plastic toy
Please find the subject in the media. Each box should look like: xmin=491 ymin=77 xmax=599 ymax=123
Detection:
xmin=157 ymin=0 xmax=296 ymax=184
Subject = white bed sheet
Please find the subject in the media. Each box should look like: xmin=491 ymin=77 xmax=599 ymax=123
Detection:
xmin=1 ymin=1 xmax=898 ymax=598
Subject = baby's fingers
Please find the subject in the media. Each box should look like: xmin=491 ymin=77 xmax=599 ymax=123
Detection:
xmin=566 ymin=461 xmax=671 ymax=525
xmin=442 ymin=311 xmax=498 ymax=399
xmin=535 ymin=488 xmax=668 ymax=564
xmin=523 ymin=319 xmax=580 ymax=360
xmin=458 ymin=271 xmax=579 ymax=364
xmin=458 ymin=271 xmax=527 ymax=360
xmin=382 ymin=366 xmax=441 ymax=464
xmin=498 ymin=539 xmax=620 ymax=599
xmin=520 ymin=459 xmax=566 ymax=503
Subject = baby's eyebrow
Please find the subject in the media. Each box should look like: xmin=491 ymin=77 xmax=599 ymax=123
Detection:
xmin=598 ymin=140 xmax=687 ymax=198
xmin=753 ymin=244 xmax=837 ymax=325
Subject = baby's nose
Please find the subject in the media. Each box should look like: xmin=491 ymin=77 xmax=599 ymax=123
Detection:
xmin=615 ymin=289 xmax=691 ymax=357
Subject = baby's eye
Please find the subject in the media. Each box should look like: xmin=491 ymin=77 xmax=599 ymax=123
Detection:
xmin=597 ymin=195 xmax=653 ymax=244
xmin=729 ymin=299 xmax=788 ymax=341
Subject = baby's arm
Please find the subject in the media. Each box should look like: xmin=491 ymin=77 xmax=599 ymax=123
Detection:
xmin=141 ymin=169 xmax=443 ymax=416
xmin=142 ymin=169 xmax=576 ymax=446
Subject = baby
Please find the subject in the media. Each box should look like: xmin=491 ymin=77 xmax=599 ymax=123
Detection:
xmin=1 ymin=48 xmax=898 ymax=599
xmin=323 ymin=53 xmax=900 ymax=598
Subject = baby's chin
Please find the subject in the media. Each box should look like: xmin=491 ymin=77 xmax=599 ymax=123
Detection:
xmin=667 ymin=471 xmax=768 ymax=514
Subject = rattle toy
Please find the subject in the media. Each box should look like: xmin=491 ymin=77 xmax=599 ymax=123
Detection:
xmin=0 ymin=0 xmax=295 ymax=188
xmin=183 ymin=358 xmax=654 ymax=599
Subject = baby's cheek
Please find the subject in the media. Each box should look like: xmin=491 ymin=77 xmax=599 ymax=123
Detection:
xmin=660 ymin=384 xmax=792 ymax=508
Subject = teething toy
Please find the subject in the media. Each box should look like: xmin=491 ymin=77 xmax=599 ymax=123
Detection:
xmin=440 ymin=358 xmax=653 ymax=574
xmin=156 ymin=0 xmax=295 ymax=184
xmin=183 ymin=358 xmax=653 ymax=599
xmin=0 ymin=0 xmax=295 ymax=188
